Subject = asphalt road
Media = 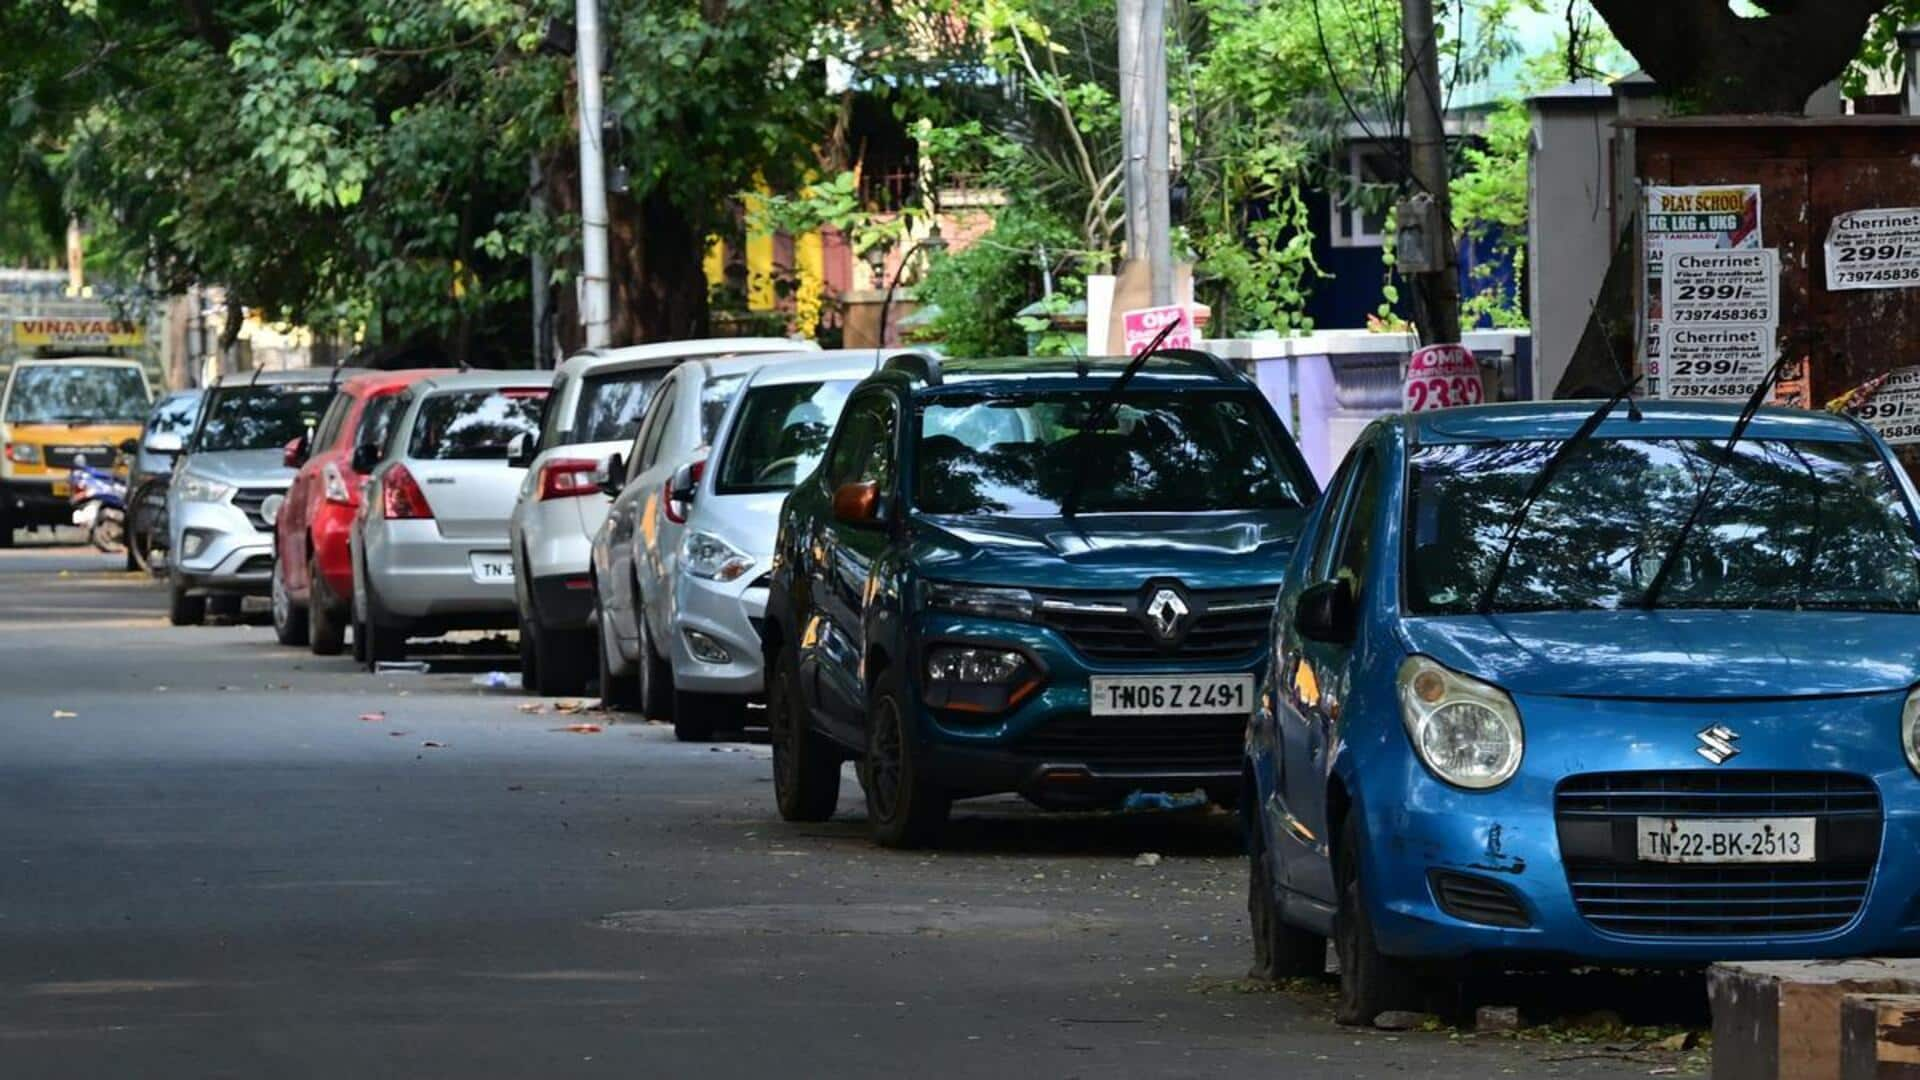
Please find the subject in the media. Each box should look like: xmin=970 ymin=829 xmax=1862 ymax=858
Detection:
xmin=0 ymin=539 xmax=1702 ymax=1078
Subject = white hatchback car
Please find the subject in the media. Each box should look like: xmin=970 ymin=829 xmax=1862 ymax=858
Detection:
xmin=508 ymin=338 xmax=813 ymax=694
xmin=592 ymin=350 xmax=887 ymax=740
xmin=350 ymin=370 xmax=553 ymax=668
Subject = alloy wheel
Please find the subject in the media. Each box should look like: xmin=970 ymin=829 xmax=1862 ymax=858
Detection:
xmin=868 ymin=696 xmax=904 ymax=823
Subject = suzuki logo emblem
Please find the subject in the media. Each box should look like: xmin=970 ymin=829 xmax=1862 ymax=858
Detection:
xmin=1696 ymin=724 xmax=1741 ymax=765
xmin=1144 ymin=587 xmax=1189 ymax=643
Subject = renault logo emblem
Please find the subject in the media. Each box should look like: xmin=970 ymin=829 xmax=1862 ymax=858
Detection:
xmin=1144 ymin=587 xmax=1189 ymax=643
xmin=1696 ymin=724 xmax=1740 ymax=765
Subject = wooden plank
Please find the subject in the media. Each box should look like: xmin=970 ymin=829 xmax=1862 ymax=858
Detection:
xmin=1841 ymin=994 xmax=1920 ymax=1080
xmin=1711 ymin=961 xmax=1920 ymax=1080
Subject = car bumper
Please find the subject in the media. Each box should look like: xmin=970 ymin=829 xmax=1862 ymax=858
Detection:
xmin=519 ymin=497 xmax=605 ymax=629
xmin=1 ymin=477 xmax=72 ymax=525
xmin=365 ymin=520 xmax=518 ymax=621
xmin=907 ymin=613 xmax=1263 ymax=806
xmin=667 ymin=572 xmax=769 ymax=696
xmin=1345 ymin=690 xmax=1920 ymax=965
xmin=171 ymin=497 xmax=274 ymax=593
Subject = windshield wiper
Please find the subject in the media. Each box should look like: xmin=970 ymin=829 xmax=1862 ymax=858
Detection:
xmin=1060 ymin=319 xmax=1180 ymax=519
xmin=1639 ymin=354 xmax=1791 ymax=610
xmin=1476 ymin=376 xmax=1641 ymax=615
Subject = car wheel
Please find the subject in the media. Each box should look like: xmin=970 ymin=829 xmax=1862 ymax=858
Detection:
xmin=168 ymin=573 xmax=205 ymax=626
xmin=861 ymin=672 xmax=950 ymax=849
xmin=1248 ymin=815 xmax=1326 ymax=981
xmin=308 ymin=550 xmax=346 ymax=656
xmin=0 ymin=496 xmax=14 ymax=549
xmin=637 ymin=610 xmax=675 ymax=724
xmin=536 ymin=623 xmax=592 ymax=697
xmin=1333 ymin=812 xmax=1422 ymax=1026
xmin=271 ymin=560 xmax=309 ymax=646
xmin=770 ymin=645 xmax=839 ymax=822
xmin=595 ymin=605 xmax=638 ymax=711
xmin=360 ymin=575 xmax=406 ymax=670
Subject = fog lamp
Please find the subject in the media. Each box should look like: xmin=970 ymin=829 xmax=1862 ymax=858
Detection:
xmin=922 ymin=645 xmax=1040 ymax=715
xmin=684 ymin=629 xmax=732 ymax=665
xmin=180 ymin=529 xmax=212 ymax=559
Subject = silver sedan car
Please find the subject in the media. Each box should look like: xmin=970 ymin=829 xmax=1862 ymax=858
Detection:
xmin=350 ymin=370 xmax=554 ymax=668
xmin=592 ymin=350 xmax=884 ymax=738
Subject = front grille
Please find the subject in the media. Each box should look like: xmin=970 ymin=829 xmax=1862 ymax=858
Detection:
xmin=1430 ymin=870 xmax=1531 ymax=928
xmin=1556 ymin=771 xmax=1880 ymax=939
xmin=230 ymin=487 xmax=281 ymax=532
xmin=46 ymin=445 xmax=112 ymax=469
xmin=1017 ymin=713 xmax=1243 ymax=772
xmin=1032 ymin=585 xmax=1275 ymax=663
xmin=236 ymin=554 xmax=274 ymax=576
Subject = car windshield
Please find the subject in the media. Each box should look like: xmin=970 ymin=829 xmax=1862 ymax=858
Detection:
xmin=716 ymin=379 xmax=858 ymax=494
xmin=700 ymin=373 xmax=747 ymax=444
xmin=147 ymin=393 xmax=200 ymax=438
xmin=193 ymin=384 xmax=334 ymax=452
xmin=572 ymin=368 xmax=666 ymax=444
xmin=408 ymin=388 xmax=547 ymax=460
xmin=914 ymin=389 xmax=1309 ymax=516
xmin=5 ymin=364 xmax=149 ymax=423
xmin=1406 ymin=437 xmax=1920 ymax=614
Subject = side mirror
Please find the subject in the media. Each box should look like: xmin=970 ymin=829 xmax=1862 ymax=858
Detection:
xmin=598 ymin=453 xmax=625 ymax=498
xmin=669 ymin=460 xmax=701 ymax=504
xmin=145 ymin=431 xmax=183 ymax=455
xmin=832 ymin=481 xmax=883 ymax=527
xmin=1294 ymin=579 xmax=1358 ymax=645
xmin=282 ymin=435 xmax=309 ymax=469
xmin=119 ymin=437 xmax=141 ymax=455
xmin=507 ymin=433 xmax=534 ymax=470
xmin=351 ymin=443 xmax=381 ymax=475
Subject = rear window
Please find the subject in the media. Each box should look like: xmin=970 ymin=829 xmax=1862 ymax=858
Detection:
xmin=572 ymin=369 xmax=667 ymax=444
xmin=194 ymin=384 xmax=334 ymax=452
xmin=146 ymin=393 xmax=200 ymax=439
xmin=716 ymin=379 xmax=858 ymax=493
xmin=408 ymin=388 xmax=547 ymax=460
xmin=5 ymin=364 xmax=149 ymax=424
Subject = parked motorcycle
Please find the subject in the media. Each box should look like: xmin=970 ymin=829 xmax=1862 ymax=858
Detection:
xmin=68 ymin=457 xmax=129 ymax=555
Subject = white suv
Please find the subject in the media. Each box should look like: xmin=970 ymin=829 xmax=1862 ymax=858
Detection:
xmin=508 ymin=338 xmax=814 ymax=694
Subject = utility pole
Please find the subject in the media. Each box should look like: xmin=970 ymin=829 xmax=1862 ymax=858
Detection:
xmin=574 ymin=0 xmax=612 ymax=350
xmin=1118 ymin=0 xmax=1173 ymax=306
xmin=1400 ymin=0 xmax=1460 ymax=344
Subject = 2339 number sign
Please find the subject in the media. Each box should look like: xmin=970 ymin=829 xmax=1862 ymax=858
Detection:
xmin=1401 ymin=344 xmax=1486 ymax=413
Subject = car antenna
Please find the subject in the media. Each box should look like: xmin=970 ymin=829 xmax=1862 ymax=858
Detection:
xmin=1060 ymin=318 xmax=1180 ymax=519
xmin=1638 ymin=351 xmax=1793 ymax=610
xmin=1476 ymin=374 xmax=1642 ymax=615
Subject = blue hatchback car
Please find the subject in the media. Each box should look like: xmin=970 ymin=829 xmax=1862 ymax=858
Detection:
xmin=1246 ymin=400 xmax=1920 ymax=1024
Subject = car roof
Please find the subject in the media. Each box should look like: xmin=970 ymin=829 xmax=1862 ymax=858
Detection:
xmin=554 ymin=337 xmax=816 ymax=379
xmin=338 ymin=368 xmax=457 ymax=396
xmin=1408 ymin=400 xmax=1873 ymax=446
xmin=874 ymin=353 xmax=1257 ymax=398
xmin=13 ymin=355 xmax=145 ymax=369
xmin=413 ymin=369 xmax=556 ymax=395
xmin=739 ymin=348 xmax=899 ymax=388
xmin=207 ymin=367 xmax=368 ymax=389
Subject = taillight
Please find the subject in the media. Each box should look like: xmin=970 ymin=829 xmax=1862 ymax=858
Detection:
xmin=322 ymin=462 xmax=353 ymax=506
xmin=538 ymin=458 xmax=599 ymax=501
xmin=382 ymin=463 xmax=434 ymax=519
xmin=663 ymin=459 xmax=705 ymax=525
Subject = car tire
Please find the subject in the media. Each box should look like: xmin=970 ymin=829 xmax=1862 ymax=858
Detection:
xmin=595 ymin=605 xmax=639 ymax=711
xmin=0 ymin=496 xmax=14 ymax=549
xmin=1248 ymin=815 xmax=1326 ymax=981
xmin=1333 ymin=812 xmax=1422 ymax=1026
xmin=861 ymin=671 xmax=950 ymax=849
xmin=518 ymin=611 xmax=540 ymax=692
xmin=637 ymin=610 xmax=675 ymax=724
xmin=308 ymin=550 xmax=346 ymax=656
xmin=271 ymin=561 xmax=310 ymax=646
xmin=360 ymin=575 xmax=406 ymax=670
xmin=522 ymin=614 xmax=590 ymax=697
xmin=168 ymin=574 xmax=205 ymax=626
xmin=770 ymin=645 xmax=839 ymax=822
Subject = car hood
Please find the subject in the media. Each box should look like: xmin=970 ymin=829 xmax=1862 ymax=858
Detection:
xmin=694 ymin=491 xmax=787 ymax=558
xmin=1399 ymin=610 xmax=1920 ymax=700
xmin=912 ymin=510 xmax=1305 ymax=591
xmin=181 ymin=449 xmax=295 ymax=486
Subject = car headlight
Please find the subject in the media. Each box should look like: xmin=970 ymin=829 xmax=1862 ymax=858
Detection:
xmin=1902 ymin=686 xmax=1920 ymax=777
xmin=922 ymin=644 xmax=1041 ymax=715
xmin=177 ymin=471 xmax=236 ymax=503
xmin=4 ymin=442 xmax=41 ymax=465
xmin=681 ymin=530 xmax=754 ymax=582
xmin=921 ymin=581 xmax=1035 ymax=621
xmin=1397 ymin=655 xmax=1523 ymax=790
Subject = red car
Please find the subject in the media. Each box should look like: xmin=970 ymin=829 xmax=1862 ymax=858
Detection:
xmin=273 ymin=369 xmax=450 ymax=654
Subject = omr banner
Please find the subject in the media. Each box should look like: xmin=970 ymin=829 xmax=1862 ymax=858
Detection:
xmin=12 ymin=317 xmax=146 ymax=348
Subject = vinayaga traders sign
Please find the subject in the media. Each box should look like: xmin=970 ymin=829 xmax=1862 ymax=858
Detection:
xmin=12 ymin=317 xmax=146 ymax=348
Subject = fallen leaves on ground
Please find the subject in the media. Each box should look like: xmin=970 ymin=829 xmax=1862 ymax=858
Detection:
xmin=51 ymin=709 xmax=77 ymax=719
xmin=555 ymin=723 xmax=602 ymax=734
xmin=358 ymin=712 xmax=386 ymax=723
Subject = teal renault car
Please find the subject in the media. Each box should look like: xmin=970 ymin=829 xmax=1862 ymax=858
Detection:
xmin=761 ymin=351 xmax=1318 ymax=847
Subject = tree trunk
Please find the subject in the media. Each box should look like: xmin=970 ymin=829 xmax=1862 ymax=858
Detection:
xmin=545 ymin=155 xmax=711 ymax=353
xmin=1591 ymin=0 xmax=1885 ymax=113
